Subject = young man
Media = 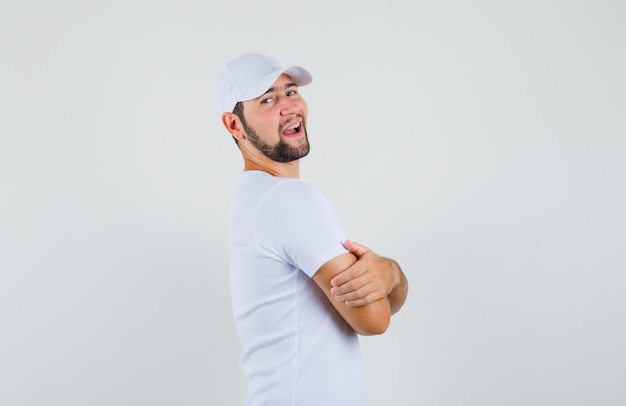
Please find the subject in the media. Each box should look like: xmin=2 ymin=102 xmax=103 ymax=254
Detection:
xmin=216 ymin=53 xmax=408 ymax=406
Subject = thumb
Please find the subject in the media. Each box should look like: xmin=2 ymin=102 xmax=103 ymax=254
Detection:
xmin=344 ymin=239 xmax=370 ymax=258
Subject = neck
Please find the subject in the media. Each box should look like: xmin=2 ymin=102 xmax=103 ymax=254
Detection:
xmin=243 ymin=156 xmax=300 ymax=178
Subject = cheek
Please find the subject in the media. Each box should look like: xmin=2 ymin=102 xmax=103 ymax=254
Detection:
xmin=297 ymin=103 xmax=308 ymax=122
xmin=251 ymin=117 xmax=281 ymax=139
xmin=249 ymin=112 xmax=276 ymax=129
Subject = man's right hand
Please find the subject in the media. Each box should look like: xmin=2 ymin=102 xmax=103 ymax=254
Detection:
xmin=330 ymin=240 xmax=408 ymax=314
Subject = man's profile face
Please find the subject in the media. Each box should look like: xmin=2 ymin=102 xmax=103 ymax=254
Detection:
xmin=239 ymin=74 xmax=310 ymax=163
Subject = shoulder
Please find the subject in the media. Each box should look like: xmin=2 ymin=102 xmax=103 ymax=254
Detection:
xmin=268 ymin=178 xmax=320 ymax=196
xmin=232 ymin=172 xmax=320 ymax=208
xmin=259 ymin=178 xmax=328 ymax=211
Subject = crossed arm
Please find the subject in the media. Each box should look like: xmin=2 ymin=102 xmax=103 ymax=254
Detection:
xmin=312 ymin=240 xmax=409 ymax=336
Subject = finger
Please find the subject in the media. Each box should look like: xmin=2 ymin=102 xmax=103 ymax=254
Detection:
xmin=345 ymin=292 xmax=384 ymax=307
xmin=343 ymin=240 xmax=370 ymax=258
xmin=335 ymin=289 xmax=383 ymax=304
xmin=334 ymin=265 xmax=387 ymax=292
xmin=330 ymin=274 xmax=367 ymax=296
xmin=330 ymin=262 xmax=368 ymax=287
xmin=332 ymin=278 xmax=384 ymax=300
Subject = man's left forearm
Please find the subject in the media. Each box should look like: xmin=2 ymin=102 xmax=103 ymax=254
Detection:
xmin=385 ymin=258 xmax=408 ymax=315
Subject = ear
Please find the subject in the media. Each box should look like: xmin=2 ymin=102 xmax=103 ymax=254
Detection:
xmin=221 ymin=112 xmax=246 ymax=142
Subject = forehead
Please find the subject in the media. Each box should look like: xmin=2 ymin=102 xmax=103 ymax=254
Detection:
xmin=265 ymin=73 xmax=296 ymax=92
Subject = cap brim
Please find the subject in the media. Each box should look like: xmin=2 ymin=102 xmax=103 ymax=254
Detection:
xmin=239 ymin=65 xmax=312 ymax=104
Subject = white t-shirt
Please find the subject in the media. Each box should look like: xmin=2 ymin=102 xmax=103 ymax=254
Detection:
xmin=228 ymin=170 xmax=365 ymax=406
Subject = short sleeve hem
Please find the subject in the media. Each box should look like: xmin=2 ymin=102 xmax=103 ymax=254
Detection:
xmin=301 ymin=244 xmax=349 ymax=277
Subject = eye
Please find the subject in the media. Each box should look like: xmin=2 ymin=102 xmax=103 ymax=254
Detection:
xmin=261 ymin=97 xmax=274 ymax=104
xmin=287 ymin=90 xmax=298 ymax=96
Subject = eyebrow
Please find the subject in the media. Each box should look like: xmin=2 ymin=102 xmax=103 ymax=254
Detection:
xmin=261 ymin=82 xmax=297 ymax=97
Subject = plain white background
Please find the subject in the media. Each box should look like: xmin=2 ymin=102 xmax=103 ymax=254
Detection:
xmin=1 ymin=0 xmax=625 ymax=405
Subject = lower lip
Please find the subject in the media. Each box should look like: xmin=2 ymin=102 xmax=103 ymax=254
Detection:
xmin=283 ymin=129 xmax=303 ymax=138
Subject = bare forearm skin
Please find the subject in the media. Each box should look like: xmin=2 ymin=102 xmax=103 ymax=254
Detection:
xmin=386 ymin=258 xmax=408 ymax=315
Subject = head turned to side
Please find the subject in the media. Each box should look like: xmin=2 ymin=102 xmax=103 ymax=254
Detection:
xmin=216 ymin=53 xmax=313 ymax=178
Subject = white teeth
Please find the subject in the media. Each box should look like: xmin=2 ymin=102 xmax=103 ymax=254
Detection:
xmin=289 ymin=123 xmax=300 ymax=130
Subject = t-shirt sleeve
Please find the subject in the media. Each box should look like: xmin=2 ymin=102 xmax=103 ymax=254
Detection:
xmin=254 ymin=180 xmax=349 ymax=277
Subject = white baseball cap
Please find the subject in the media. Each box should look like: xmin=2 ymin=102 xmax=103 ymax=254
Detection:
xmin=215 ymin=53 xmax=313 ymax=114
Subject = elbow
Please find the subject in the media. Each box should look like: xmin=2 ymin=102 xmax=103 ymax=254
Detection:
xmin=352 ymin=306 xmax=391 ymax=336
xmin=361 ymin=320 xmax=389 ymax=336
xmin=357 ymin=318 xmax=390 ymax=336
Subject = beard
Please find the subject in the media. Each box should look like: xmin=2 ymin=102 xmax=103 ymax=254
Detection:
xmin=241 ymin=115 xmax=310 ymax=163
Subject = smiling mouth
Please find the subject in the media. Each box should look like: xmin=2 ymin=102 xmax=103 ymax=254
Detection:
xmin=282 ymin=121 xmax=302 ymax=137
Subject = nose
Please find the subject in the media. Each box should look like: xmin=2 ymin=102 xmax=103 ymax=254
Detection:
xmin=279 ymin=97 xmax=299 ymax=115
